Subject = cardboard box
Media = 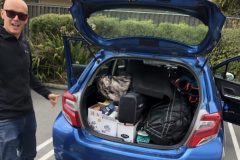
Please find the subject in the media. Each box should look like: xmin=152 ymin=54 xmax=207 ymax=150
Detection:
xmin=117 ymin=122 xmax=139 ymax=143
xmin=101 ymin=113 xmax=118 ymax=137
xmin=88 ymin=103 xmax=104 ymax=133
xmin=88 ymin=103 xmax=118 ymax=137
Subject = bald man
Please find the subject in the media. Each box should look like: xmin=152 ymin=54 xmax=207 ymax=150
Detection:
xmin=0 ymin=0 xmax=59 ymax=159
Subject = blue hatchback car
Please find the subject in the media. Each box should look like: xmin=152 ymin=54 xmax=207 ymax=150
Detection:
xmin=53 ymin=0 xmax=240 ymax=159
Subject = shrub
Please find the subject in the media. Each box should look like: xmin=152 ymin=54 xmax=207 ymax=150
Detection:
xmin=29 ymin=14 xmax=77 ymax=42
xmin=88 ymin=15 xmax=121 ymax=38
xmin=29 ymin=14 xmax=79 ymax=83
xmin=210 ymin=28 xmax=240 ymax=65
xmin=30 ymin=33 xmax=66 ymax=83
xmin=119 ymin=19 xmax=156 ymax=37
xmin=155 ymin=23 xmax=208 ymax=45
xmin=29 ymin=13 xmax=240 ymax=84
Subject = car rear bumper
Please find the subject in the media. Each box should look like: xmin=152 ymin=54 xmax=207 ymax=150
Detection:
xmin=53 ymin=113 xmax=224 ymax=160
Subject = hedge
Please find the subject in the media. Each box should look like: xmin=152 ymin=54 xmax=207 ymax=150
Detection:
xmin=29 ymin=14 xmax=240 ymax=83
xmin=211 ymin=28 xmax=240 ymax=64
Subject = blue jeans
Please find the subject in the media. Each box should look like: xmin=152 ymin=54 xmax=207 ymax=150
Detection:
xmin=0 ymin=111 xmax=37 ymax=160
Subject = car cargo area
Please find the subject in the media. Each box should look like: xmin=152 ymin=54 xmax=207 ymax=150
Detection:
xmin=81 ymin=58 xmax=199 ymax=147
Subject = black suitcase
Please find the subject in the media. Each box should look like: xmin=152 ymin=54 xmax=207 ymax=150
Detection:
xmin=119 ymin=92 xmax=145 ymax=124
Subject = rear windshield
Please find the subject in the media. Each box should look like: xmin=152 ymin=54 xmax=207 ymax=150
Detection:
xmin=87 ymin=8 xmax=208 ymax=45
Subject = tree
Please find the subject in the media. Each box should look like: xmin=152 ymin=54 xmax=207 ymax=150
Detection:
xmin=213 ymin=0 xmax=240 ymax=16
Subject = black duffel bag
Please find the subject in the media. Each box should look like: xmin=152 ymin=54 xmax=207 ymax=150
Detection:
xmin=144 ymin=89 xmax=192 ymax=145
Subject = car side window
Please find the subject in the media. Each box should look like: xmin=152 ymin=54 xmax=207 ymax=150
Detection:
xmin=227 ymin=60 xmax=240 ymax=83
xmin=214 ymin=65 xmax=226 ymax=79
xmin=215 ymin=60 xmax=240 ymax=84
xmin=96 ymin=60 xmax=114 ymax=76
xmin=114 ymin=59 xmax=128 ymax=76
xmin=97 ymin=59 xmax=128 ymax=76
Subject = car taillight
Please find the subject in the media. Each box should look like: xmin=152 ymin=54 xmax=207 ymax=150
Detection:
xmin=187 ymin=112 xmax=221 ymax=148
xmin=62 ymin=91 xmax=81 ymax=127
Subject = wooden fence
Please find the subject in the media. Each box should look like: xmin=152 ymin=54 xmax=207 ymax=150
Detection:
xmin=28 ymin=3 xmax=69 ymax=18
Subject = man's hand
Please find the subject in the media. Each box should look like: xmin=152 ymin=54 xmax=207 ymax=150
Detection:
xmin=48 ymin=93 xmax=60 ymax=107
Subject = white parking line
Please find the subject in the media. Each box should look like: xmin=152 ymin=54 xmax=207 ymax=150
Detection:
xmin=38 ymin=150 xmax=54 ymax=160
xmin=37 ymin=138 xmax=53 ymax=151
xmin=228 ymin=123 xmax=240 ymax=160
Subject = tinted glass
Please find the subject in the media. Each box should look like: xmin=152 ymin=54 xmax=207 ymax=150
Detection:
xmin=226 ymin=60 xmax=240 ymax=83
xmin=215 ymin=60 xmax=240 ymax=84
xmin=87 ymin=8 xmax=208 ymax=45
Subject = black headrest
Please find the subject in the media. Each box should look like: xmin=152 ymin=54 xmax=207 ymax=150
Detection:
xmin=127 ymin=60 xmax=172 ymax=99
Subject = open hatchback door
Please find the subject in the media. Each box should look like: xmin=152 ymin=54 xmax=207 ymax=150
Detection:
xmin=70 ymin=0 xmax=225 ymax=56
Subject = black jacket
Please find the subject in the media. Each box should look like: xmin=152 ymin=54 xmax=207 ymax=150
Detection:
xmin=0 ymin=25 xmax=51 ymax=120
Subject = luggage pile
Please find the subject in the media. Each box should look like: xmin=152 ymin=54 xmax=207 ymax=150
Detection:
xmin=88 ymin=61 xmax=199 ymax=145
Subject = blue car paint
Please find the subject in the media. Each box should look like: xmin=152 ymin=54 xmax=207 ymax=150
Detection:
xmin=53 ymin=113 xmax=224 ymax=160
xmin=53 ymin=52 xmax=224 ymax=160
xmin=53 ymin=0 xmax=229 ymax=159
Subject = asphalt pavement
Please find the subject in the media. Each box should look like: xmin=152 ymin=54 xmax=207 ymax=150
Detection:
xmin=32 ymin=88 xmax=63 ymax=160
xmin=32 ymin=88 xmax=240 ymax=160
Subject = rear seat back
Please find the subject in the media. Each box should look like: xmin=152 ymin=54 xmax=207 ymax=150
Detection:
xmin=127 ymin=60 xmax=173 ymax=99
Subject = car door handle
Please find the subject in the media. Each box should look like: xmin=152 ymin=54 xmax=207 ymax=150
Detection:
xmin=222 ymin=87 xmax=236 ymax=95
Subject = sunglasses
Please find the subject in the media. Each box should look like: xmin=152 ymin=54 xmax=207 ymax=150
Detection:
xmin=4 ymin=9 xmax=28 ymax=21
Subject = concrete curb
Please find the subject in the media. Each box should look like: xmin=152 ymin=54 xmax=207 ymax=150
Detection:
xmin=44 ymin=83 xmax=68 ymax=90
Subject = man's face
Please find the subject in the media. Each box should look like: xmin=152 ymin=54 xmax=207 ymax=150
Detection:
xmin=1 ymin=0 xmax=28 ymax=38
